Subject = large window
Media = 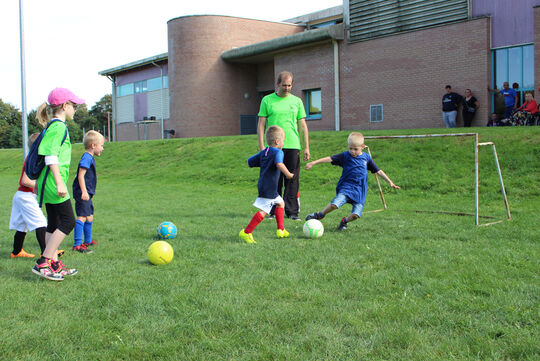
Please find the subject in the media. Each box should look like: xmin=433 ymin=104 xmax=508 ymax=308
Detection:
xmin=305 ymin=89 xmax=321 ymax=120
xmin=492 ymin=44 xmax=535 ymax=113
xmin=117 ymin=83 xmax=133 ymax=97
xmin=147 ymin=76 xmax=169 ymax=91
xmin=370 ymin=104 xmax=383 ymax=123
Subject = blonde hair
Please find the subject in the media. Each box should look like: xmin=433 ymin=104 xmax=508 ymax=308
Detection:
xmin=28 ymin=133 xmax=40 ymax=147
xmin=83 ymin=130 xmax=104 ymax=150
xmin=36 ymin=102 xmax=64 ymax=127
xmin=266 ymin=125 xmax=284 ymax=145
xmin=348 ymin=132 xmax=365 ymax=147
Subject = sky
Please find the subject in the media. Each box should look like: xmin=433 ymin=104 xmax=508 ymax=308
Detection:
xmin=1 ymin=0 xmax=342 ymax=112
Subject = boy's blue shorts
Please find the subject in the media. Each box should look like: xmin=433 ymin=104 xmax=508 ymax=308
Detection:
xmin=331 ymin=193 xmax=364 ymax=217
xmin=74 ymin=196 xmax=94 ymax=217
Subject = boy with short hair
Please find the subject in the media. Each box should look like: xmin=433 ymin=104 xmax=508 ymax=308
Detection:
xmin=305 ymin=132 xmax=400 ymax=231
xmin=239 ymin=125 xmax=294 ymax=244
xmin=9 ymin=133 xmax=47 ymax=258
xmin=72 ymin=130 xmax=104 ymax=252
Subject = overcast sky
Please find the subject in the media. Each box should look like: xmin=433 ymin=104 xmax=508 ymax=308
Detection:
xmin=1 ymin=0 xmax=342 ymax=112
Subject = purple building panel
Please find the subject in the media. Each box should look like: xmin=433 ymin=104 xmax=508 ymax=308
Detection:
xmin=473 ymin=0 xmax=540 ymax=48
xmin=134 ymin=93 xmax=148 ymax=122
xmin=116 ymin=63 xmax=168 ymax=86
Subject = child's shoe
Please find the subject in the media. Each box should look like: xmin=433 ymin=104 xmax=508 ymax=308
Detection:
xmin=32 ymin=258 xmax=63 ymax=281
xmin=84 ymin=240 xmax=98 ymax=246
xmin=337 ymin=217 xmax=348 ymax=231
xmin=239 ymin=229 xmax=256 ymax=244
xmin=276 ymin=229 xmax=290 ymax=238
xmin=57 ymin=249 xmax=65 ymax=257
xmin=53 ymin=260 xmax=77 ymax=276
xmin=10 ymin=249 xmax=35 ymax=258
xmin=305 ymin=212 xmax=324 ymax=221
xmin=72 ymin=244 xmax=93 ymax=253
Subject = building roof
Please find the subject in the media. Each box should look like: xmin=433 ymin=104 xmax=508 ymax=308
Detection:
xmin=221 ymin=23 xmax=344 ymax=64
xmin=98 ymin=53 xmax=168 ymax=76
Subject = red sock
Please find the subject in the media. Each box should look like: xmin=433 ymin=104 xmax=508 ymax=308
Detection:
xmin=245 ymin=212 xmax=264 ymax=233
xmin=275 ymin=207 xmax=284 ymax=230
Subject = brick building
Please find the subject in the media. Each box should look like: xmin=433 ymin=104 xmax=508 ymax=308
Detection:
xmin=99 ymin=0 xmax=540 ymax=141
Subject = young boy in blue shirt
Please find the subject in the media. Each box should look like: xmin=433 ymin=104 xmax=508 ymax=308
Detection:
xmin=72 ymin=130 xmax=104 ymax=252
xmin=239 ymin=125 xmax=294 ymax=244
xmin=305 ymin=132 xmax=400 ymax=231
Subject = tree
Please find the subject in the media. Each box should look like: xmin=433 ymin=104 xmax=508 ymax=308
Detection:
xmin=89 ymin=94 xmax=112 ymax=138
xmin=0 ymin=99 xmax=22 ymax=148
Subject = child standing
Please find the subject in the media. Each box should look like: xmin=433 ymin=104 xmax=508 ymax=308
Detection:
xmin=32 ymin=88 xmax=84 ymax=281
xmin=72 ymin=130 xmax=104 ymax=253
xmin=239 ymin=125 xmax=294 ymax=244
xmin=9 ymin=133 xmax=47 ymax=258
xmin=305 ymin=132 xmax=400 ymax=231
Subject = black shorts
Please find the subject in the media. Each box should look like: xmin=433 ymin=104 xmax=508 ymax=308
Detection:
xmin=74 ymin=196 xmax=94 ymax=217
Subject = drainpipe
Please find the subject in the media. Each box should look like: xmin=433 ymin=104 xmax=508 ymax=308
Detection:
xmin=151 ymin=61 xmax=164 ymax=139
xmin=106 ymin=75 xmax=116 ymax=142
xmin=333 ymin=39 xmax=340 ymax=131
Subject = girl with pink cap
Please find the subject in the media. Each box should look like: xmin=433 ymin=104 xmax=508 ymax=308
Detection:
xmin=31 ymin=88 xmax=85 ymax=281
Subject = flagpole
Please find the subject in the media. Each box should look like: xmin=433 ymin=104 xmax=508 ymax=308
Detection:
xmin=19 ymin=0 xmax=29 ymax=157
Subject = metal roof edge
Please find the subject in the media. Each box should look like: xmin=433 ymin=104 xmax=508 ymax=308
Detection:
xmin=98 ymin=52 xmax=168 ymax=76
xmin=221 ymin=23 xmax=344 ymax=62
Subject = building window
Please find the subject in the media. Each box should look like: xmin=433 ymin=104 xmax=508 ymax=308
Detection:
xmin=305 ymin=89 xmax=321 ymax=120
xmin=134 ymin=80 xmax=147 ymax=94
xmin=492 ymin=44 xmax=534 ymax=113
xmin=117 ymin=83 xmax=133 ymax=97
xmin=370 ymin=104 xmax=383 ymax=122
xmin=147 ymin=76 xmax=169 ymax=91
xmin=310 ymin=20 xmax=338 ymax=29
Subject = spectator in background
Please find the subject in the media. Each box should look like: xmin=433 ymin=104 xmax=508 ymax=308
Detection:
xmin=442 ymin=85 xmax=462 ymax=128
xmin=512 ymin=83 xmax=521 ymax=107
xmin=508 ymin=93 xmax=539 ymax=126
xmin=487 ymin=113 xmax=500 ymax=127
xmin=488 ymin=82 xmax=517 ymax=119
xmin=462 ymin=89 xmax=479 ymax=127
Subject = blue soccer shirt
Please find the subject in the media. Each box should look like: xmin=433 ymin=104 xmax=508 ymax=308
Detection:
xmin=72 ymin=152 xmax=97 ymax=197
xmin=331 ymin=151 xmax=380 ymax=205
xmin=248 ymin=147 xmax=284 ymax=199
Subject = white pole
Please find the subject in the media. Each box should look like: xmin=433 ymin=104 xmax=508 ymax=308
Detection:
xmin=19 ymin=0 xmax=28 ymax=157
xmin=333 ymin=40 xmax=340 ymax=131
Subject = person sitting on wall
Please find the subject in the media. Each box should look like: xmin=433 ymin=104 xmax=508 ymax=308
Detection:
xmin=487 ymin=113 xmax=501 ymax=127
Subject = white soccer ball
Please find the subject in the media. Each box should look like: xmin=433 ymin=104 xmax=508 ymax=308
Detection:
xmin=303 ymin=219 xmax=324 ymax=238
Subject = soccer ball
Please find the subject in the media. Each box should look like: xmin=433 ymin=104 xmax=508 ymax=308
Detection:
xmin=148 ymin=241 xmax=174 ymax=265
xmin=303 ymin=219 xmax=324 ymax=238
xmin=157 ymin=221 xmax=177 ymax=239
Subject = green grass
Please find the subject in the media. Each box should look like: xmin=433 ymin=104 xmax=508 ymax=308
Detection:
xmin=0 ymin=127 xmax=538 ymax=360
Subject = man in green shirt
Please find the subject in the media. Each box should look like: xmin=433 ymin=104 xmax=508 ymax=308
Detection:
xmin=258 ymin=71 xmax=310 ymax=220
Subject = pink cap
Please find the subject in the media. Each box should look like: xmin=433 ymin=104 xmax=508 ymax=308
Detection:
xmin=48 ymin=87 xmax=85 ymax=106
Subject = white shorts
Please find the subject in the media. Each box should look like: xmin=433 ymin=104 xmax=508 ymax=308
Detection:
xmin=253 ymin=195 xmax=284 ymax=214
xmin=9 ymin=191 xmax=47 ymax=232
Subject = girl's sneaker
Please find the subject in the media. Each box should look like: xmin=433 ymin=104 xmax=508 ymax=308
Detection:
xmin=32 ymin=259 xmax=63 ymax=281
xmin=52 ymin=260 xmax=77 ymax=276
xmin=84 ymin=240 xmax=98 ymax=246
xmin=10 ymin=249 xmax=35 ymax=258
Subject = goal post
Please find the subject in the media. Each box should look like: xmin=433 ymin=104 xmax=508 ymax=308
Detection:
xmin=363 ymin=133 xmax=511 ymax=226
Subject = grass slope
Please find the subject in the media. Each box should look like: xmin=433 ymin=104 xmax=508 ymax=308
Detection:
xmin=0 ymin=127 xmax=538 ymax=360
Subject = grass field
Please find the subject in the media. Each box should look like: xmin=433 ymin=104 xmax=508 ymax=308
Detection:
xmin=0 ymin=127 xmax=538 ymax=360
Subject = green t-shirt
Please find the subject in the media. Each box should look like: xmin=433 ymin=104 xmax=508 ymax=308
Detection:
xmin=37 ymin=120 xmax=71 ymax=204
xmin=258 ymin=93 xmax=306 ymax=149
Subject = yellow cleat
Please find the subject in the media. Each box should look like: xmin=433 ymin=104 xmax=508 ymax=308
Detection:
xmin=10 ymin=249 xmax=35 ymax=258
xmin=239 ymin=229 xmax=256 ymax=244
xmin=276 ymin=229 xmax=290 ymax=238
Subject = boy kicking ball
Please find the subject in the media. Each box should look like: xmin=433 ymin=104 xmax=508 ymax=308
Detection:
xmin=239 ymin=126 xmax=294 ymax=244
xmin=305 ymin=132 xmax=400 ymax=231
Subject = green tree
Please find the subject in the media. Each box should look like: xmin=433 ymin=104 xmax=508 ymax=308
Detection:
xmin=0 ymin=99 xmax=22 ymax=148
xmin=89 ymin=94 xmax=112 ymax=138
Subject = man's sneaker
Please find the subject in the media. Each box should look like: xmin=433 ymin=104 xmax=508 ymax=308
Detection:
xmin=287 ymin=215 xmax=302 ymax=221
xmin=337 ymin=217 xmax=348 ymax=231
xmin=276 ymin=229 xmax=290 ymax=238
xmin=53 ymin=260 xmax=77 ymax=276
xmin=239 ymin=229 xmax=256 ymax=244
xmin=72 ymin=244 xmax=93 ymax=253
xmin=32 ymin=259 xmax=63 ymax=281
xmin=10 ymin=249 xmax=35 ymax=258
xmin=305 ymin=212 xmax=324 ymax=221
xmin=84 ymin=240 xmax=98 ymax=246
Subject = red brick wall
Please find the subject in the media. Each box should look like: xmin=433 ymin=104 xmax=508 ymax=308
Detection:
xmin=167 ymin=16 xmax=302 ymax=138
xmin=336 ymin=17 xmax=491 ymax=130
